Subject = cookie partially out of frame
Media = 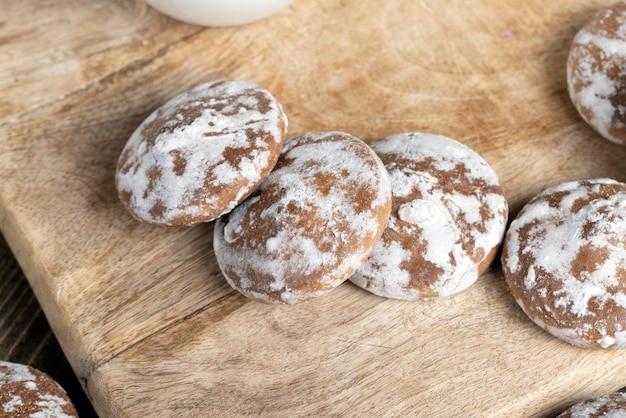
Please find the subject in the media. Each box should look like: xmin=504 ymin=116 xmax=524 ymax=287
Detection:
xmin=350 ymin=132 xmax=508 ymax=300
xmin=502 ymin=178 xmax=626 ymax=349
xmin=0 ymin=360 xmax=79 ymax=417
xmin=567 ymin=2 xmax=626 ymax=146
xmin=558 ymin=391 xmax=626 ymax=417
xmin=116 ymin=79 xmax=288 ymax=227
xmin=214 ymin=131 xmax=392 ymax=304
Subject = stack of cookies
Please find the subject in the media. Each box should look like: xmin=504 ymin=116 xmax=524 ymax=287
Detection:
xmin=115 ymin=79 xmax=508 ymax=305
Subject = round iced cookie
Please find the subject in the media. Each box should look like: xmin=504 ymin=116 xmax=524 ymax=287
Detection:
xmin=567 ymin=2 xmax=626 ymax=145
xmin=116 ymin=79 xmax=288 ymax=227
xmin=0 ymin=360 xmax=79 ymax=417
xmin=558 ymin=391 xmax=626 ymax=417
xmin=349 ymin=132 xmax=508 ymax=300
xmin=502 ymin=178 xmax=626 ymax=349
xmin=214 ymin=131 xmax=392 ymax=304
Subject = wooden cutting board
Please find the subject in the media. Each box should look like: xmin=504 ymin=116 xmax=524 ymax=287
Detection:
xmin=3 ymin=0 xmax=626 ymax=416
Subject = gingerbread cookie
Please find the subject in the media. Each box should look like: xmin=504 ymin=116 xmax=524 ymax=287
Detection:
xmin=349 ymin=132 xmax=508 ymax=299
xmin=0 ymin=360 xmax=78 ymax=417
xmin=567 ymin=2 xmax=626 ymax=145
xmin=502 ymin=178 xmax=626 ymax=349
xmin=116 ymin=79 xmax=288 ymax=227
xmin=558 ymin=391 xmax=626 ymax=417
xmin=214 ymin=131 xmax=392 ymax=304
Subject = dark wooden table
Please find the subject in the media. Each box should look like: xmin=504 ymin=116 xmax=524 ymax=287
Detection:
xmin=0 ymin=233 xmax=97 ymax=417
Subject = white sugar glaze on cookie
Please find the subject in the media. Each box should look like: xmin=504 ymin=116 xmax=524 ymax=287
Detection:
xmin=502 ymin=179 xmax=626 ymax=349
xmin=350 ymin=132 xmax=508 ymax=300
xmin=0 ymin=361 xmax=78 ymax=417
xmin=116 ymin=79 xmax=287 ymax=227
xmin=558 ymin=392 xmax=626 ymax=417
xmin=214 ymin=131 xmax=392 ymax=304
xmin=567 ymin=2 xmax=626 ymax=145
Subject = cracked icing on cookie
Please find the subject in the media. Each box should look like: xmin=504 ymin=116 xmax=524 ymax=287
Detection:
xmin=502 ymin=179 xmax=626 ymax=349
xmin=116 ymin=79 xmax=287 ymax=227
xmin=214 ymin=131 xmax=392 ymax=304
xmin=567 ymin=2 xmax=626 ymax=145
xmin=0 ymin=361 xmax=78 ymax=417
xmin=558 ymin=391 xmax=626 ymax=417
xmin=349 ymin=132 xmax=508 ymax=300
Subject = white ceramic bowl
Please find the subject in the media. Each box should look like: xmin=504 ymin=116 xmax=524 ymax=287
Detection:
xmin=145 ymin=0 xmax=295 ymax=27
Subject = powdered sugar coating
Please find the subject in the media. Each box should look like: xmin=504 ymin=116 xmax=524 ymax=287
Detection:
xmin=0 ymin=361 xmax=78 ymax=417
xmin=567 ymin=2 xmax=626 ymax=145
xmin=350 ymin=132 xmax=508 ymax=300
xmin=214 ymin=131 xmax=392 ymax=304
xmin=116 ymin=79 xmax=287 ymax=227
xmin=558 ymin=391 xmax=626 ymax=417
xmin=502 ymin=179 xmax=626 ymax=349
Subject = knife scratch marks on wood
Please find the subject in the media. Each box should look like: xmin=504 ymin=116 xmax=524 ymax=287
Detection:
xmin=1 ymin=26 xmax=206 ymax=130
xmin=418 ymin=1 xmax=434 ymax=14
xmin=335 ymin=338 xmax=397 ymax=351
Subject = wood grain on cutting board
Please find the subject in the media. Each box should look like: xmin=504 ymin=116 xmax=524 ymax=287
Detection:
xmin=2 ymin=0 xmax=626 ymax=416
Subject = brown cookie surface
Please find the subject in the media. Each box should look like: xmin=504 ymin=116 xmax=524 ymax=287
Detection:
xmin=558 ymin=391 xmax=626 ymax=417
xmin=0 ymin=360 xmax=78 ymax=417
xmin=214 ymin=131 xmax=392 ymax=304
xmin=116 ymin=79 xmax=288 ymax=227
xmin=502 ymin=178 xmax=626 ymax=349
xmin=350 ymin=132 xmax=508 ymax=300
xmin=567 ymin=2 xmax=626 ymax=145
